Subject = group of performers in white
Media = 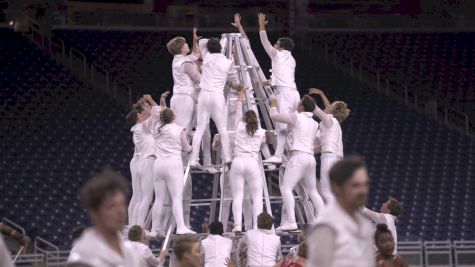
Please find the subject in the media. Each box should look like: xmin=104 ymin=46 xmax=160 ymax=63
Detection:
xmin=125 ymin=13 xmax=353 ymax=236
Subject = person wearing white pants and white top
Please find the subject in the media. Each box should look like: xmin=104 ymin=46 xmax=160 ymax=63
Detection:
xmin=308 ymin=88 xmax=350 ymax=205
xmin=229 ymin=87 xmax=267 ymax=232
xmin=190 ymin=38 xmax=239 ymax=168
xmin=269 ymin=95 xmax=325 ymax=231
xmin=150 ymin=105 xmax=196 ymax=235
xmin=200 ymin=221 xmax=233 ymax=267
xmin=257 ymin=13 xmax=300 ymax=165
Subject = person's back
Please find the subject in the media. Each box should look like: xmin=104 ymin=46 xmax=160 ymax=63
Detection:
xmin=290 ymin=112 xmax=319 ymax=154
xmin=199 ymin=39 xmax=234 ymax=94
xmin=233 ymin=121 xmax=266 ymax=159
xmin=245 ymin=228 xmax=281 ymax=266
xmin=154 ymin=122 xmax=184 ymax=159
xmin=201 ymin=234 xmax=233 ymax=267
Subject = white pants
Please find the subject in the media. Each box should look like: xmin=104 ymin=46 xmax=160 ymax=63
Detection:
xmin=230 ymin=157 xmax=264 ymax=228
xmin=274 ymin=88 xmax=300 ymax=158
xmin=280 ymin=152 xmax=324 ymax=224
xmin=152 ymin=158 xmax=188 ymax=231
xmin=128 ymin=155 xmax=140 ymax=225
xmin=191 ymin=92 xmax=231 ymax=163
xmin=135 ymin=156 xmax=155 ymax=227
xmin=320 ymin=154 xmax=341 ymax=204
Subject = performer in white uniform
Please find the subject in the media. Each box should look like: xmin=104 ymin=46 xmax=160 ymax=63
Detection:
xmin=128 ymin=225 xmax=168 ymax=267
xmin=257 ymin=13 xmax=300 ymax=165
xmin=361 ymin=197 xmax=402 ymax=253
xmin=200 ymin=222 xmax=233 ymax=267
xmin=68 ymin=170 xmax=145 ymax=267
xmin=229 ymin=87 xmax=267 ymax=232
xmin=308 ymin=88 xmax=350 ymax=205
xmin=190 ymin=37 xmax=239 ymax=168
xmin=150 ymin=105 xmax=196 ymax=235
xmin=307 ymin=156 xmax=375 ymax=267
xmin=269 ymin=95 xmax=324 ymax=231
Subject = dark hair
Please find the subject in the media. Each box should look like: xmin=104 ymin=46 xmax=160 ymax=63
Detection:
xmin=300 ymin=95 xmax=316 ymax=112
xmin=329 ymin=155 xmax=366 ymax=186
xmin=173 ymin=237 xmax=199 ymax=261
xmin=207 ymin=38 xmax=222 ymax=53
xmin=278 ymin=37 xmax=295 ymax=51
xmin=244 ymin=110 xmax=259 ymax=136
xmin=388 ymin=197 xmax=402 ymax=217
xmin=133 ymin=100 xmax=147 ymax=113
xmin=80 ymin=169 xmax=129 ymax=211
xmin=257 ymin=212 xmax=274 ymax=230
xmin=297 ymin=241 xmax=308 ymax=258
xmin=157 ymin=108 xmax=175 ymax=134
xmin=70 ymin=225 xmax=86 ymax=242
xmin=125 ymin=109 xmax=139 ymax=128
xmin=374 ymin=223 xmax=393 ymax=243
xmin=128 ymin=225 xmax=143 ymax=241
xmin=209 ymin=221 xmax=224 ymax=235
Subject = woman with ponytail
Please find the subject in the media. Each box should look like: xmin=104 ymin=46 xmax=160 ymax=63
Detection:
xmin=149 ymin=98 xmax=196 ymax=236
xmin=229 ymin=86 xmax=267 ymax=232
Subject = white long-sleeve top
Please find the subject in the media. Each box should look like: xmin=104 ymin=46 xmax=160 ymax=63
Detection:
xmin=233 ymin=101 xmax=266 ymax=160
xmin=361 ymin=207 xmax=398 ymax=253
xmin=306 ymin=202 xmax=375 ymax=267
xmin=259 ymin=31 xmax=296 ymax=89
xmin=198 ymin=38 xmax=238 ymax=94
xmin=239 ymin=229 xmax=281 ymax=267
xmin=172 ymin=53 xmax=201 ymax=97
xmin=270 ymin=107 xmax=319 ymax=154
xmin=200 ymin=235 xmax=233 ymax=267
xmin=131 ymin=106 xmax=162 ymax=160
xmin=153 ymin=122 xmax=191 ymax=160
xmin=312 ymin=106 xmax=343 ymax=157
xmin=129 ymin=241 xmax=164 ymax=267
xmin=68 ymin=228 xmax=145 ymax=267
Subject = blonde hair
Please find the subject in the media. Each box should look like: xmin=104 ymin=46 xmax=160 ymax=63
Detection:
xmin=332 ymin=101 xmax=350 ymax=123
xmin=166 ymin=37 xmax=186 ymax=55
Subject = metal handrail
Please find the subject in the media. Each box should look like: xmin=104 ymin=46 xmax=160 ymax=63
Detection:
xmin=1 ymin=217 xmax=26 ymax=236
xmin=70 ymin=47 xmax=88 ymax=77
xmin=91 ymin=61 xmax=110 ymax=92
xmin=35 ymin=236 xmax=60 ymax=265
xmin=50 ymin=36 xmax=66 ymax=61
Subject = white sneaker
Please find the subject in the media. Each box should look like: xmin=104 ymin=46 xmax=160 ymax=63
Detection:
xmin=232 ymin=225 xmax=242 ymax=233
xmin=276 ymin=222 xmax=298 ymax=232
xmin=263 ymin=156 xmax=282 ymax=164
xmin=202 ymin=165 xmax=219 ymax=174
xmin=176 ymin=227 xmax=196 ymax=235
xmin=266 ymin=164 xmax=277 ymax=171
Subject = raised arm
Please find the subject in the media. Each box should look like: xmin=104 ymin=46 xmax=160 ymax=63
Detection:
xmin=227 ymin=62 xmax=240 ymax=89
xmin=198 ymin=38 xmax=209 ymax=60
xmin=361 ymin=207 xmax=386 ymax=223
xmin=269 ymin=98 xmax=297 ymax=126
xmin=183 ymin=62 xmax=201 ymax=84
xmin=308 ymin=90 xmax=333 ymax=127
xmin=309 ymin=88 xmax=331 ymax=109
xmin=191 ymin=27 xmax=201 ymax=58
xmin=234 ymin=86 xmax=247 ymax=129
xmin=231 ymin=13 xmax=248 ymax=40
xmin=258 ymin=13 xmax=277 ymax=58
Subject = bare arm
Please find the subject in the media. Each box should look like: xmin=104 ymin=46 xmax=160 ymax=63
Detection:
xmin=183 ymin=62 xmax=201 ymax=84
xmin=258 ymin=13 xmax=277 ymax=58
xmin=309 ymin=88 xmax=331 ymax=109
xmin=361 ymin=207 xmax=386 ymax=223
xmin=307 ymin=225 xmax=336 ymax=267
xmin=231 ymin=13 xmax=248 ymax=40
xmin=180 ymin=129 xmax=192 ymax=153
xmin=143 ymin=94 xmax=158 ymax=107
xmin=191 ymin=27 xmax=201 ymax=57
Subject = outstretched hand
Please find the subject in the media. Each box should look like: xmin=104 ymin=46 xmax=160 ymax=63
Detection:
xmin=231 ymin=13 xmax=242 ymax=28
xmin=258 ymin=13 xmax=268 ymax=28
xmin=160 ymin=91 xmax=170 ymax=99
xmin=193 ymin=27 xmax=201 ymax=42
xmin=308 ymin=88 xmax=323 ymax=96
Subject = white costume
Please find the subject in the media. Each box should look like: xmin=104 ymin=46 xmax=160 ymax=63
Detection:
xmin=190 ymin=38 xmax=238 ymax=166
xmin=0 ymin=235 xmax=14 ymax=267
xmin=68 ymin=228 xmax=145 ymax=267
xmin=239 ymin=229 xmax=282 ymax=267
xmin=270 ymin=107 xmax=324 ymax=228
xmin=200 ymin=234 xmax=233 ymax=267
xmin=128 ymin=151 xmax=140 ymax=226
xmin=361 ymin=207 xmax=398 ymax=253
xmin=229 ymin=101 xmax=266 ymax=231
xmin=306 ymin=202 xmax=375 ymax=267
xmin=129 ymin=241 xmax=164 ymax=267
xmin=150 ymin=108 xmax=195 ymax=234
xmin=312 ymin=106 xmax=343 ymax=204
xmin=260 ymin=31 xmax=300 ymax=162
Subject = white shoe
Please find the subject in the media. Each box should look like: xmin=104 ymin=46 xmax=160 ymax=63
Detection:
xmin=190 ymin=161 xmax=201 ymax=169
xmin=263 ymin=156 xmax=282 ymax=164
xmin=232 ymin=225 xmax=242 ymax=233
xmin=276 ymin=222 xmax=298 ymax=232
xmin=176 ymin=228 xmax=196 ymax=235
xmin=145 ymin=230 xmax=157 ymax=238
xmin=266 ymin=164 xmax=277 ymax=171
xmin=202 ymin=165 xmax=219 ymax=174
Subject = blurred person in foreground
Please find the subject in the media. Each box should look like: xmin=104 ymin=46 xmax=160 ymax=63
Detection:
xmin=128 ymin=225 xmax=169 ymax=267
xmin=173 ymin=237 xmax=201 ymax=267
xmin=374 ymin=224 xmax=408 ymax=267
xmin=67 ymin=169 xmax=145 ymax=267
xmin=306 ymin=156 xmax=375 ymax=267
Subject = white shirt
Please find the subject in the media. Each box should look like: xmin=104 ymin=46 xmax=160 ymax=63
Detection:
xmin=172 ymin=53 xmax=200 ymax=97
xmin=307 ymin=202 xmax=375 ymax=267
xmin=198 ymin=38 xmax=238 ymax=94
xmin=68 ymin=228 xmax=145 ymax=267
xmin=240 ymin=229 xmax=281 ymax=267
xmin=201 ymin=235 xmax=233 ymax=267
xmin=270 ymin=107 xmax=319 ymax=154
xmin=153 ymin=122 xmax=191 ymax=159
xmin=129 ymin=241 xmax=163 ymax=267
xmin=131 ymin=124 xmax=156 ymax=161
xmin=361 ymin=208 xmax=398 ymax=253
xmin=233 ymin=102 xmax=266 ymax=160
xmin=259 ymin=31 xmax=297 ymax=89
xmin=312 ymin=106 xmax=343 ymax=158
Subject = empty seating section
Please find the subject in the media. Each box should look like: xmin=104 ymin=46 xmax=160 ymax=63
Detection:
xmin=1 ymin=28 xmax=474 ymax=249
